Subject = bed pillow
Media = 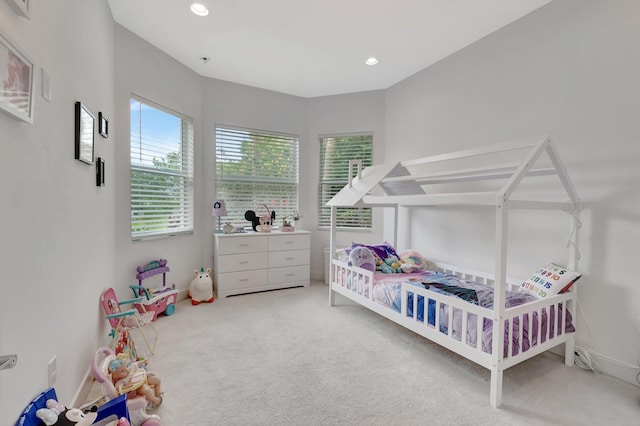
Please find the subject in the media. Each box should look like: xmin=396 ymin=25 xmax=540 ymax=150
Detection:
xmin=520 ymin=262 xmax=582 ymax=299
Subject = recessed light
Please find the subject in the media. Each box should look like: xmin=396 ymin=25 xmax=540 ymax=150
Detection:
xmin=190 ymin=2 xmax=209 ymax=16
xmin=365 ymin=57 xmax=379 ymax=66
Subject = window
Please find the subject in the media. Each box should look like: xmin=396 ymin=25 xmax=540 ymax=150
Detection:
xmin=318 ymin=134 xmax=373 ymax=228
xmin=130 ymin=96 xmax=194 ymax=239
xmin=215 ymin=126 xmax=299 ymax=225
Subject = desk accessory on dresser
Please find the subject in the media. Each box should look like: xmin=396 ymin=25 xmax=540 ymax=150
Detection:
xmin=244 ymin=204 xmax=275 ymax=232
xmin=211 ymin=200 xmax=228 ymax=233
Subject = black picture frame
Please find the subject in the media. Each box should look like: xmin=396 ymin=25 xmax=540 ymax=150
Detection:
xmin=75 ymin=101 xmax=94 ymax=165
xmin=96 ymin=157 xmax=105 ymax=186
xmin=98 ymin=111 xmax=109 ymax=138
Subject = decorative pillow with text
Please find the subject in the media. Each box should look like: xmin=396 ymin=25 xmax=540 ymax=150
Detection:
xmin=521 ymin=262 xmax=582 ymax=299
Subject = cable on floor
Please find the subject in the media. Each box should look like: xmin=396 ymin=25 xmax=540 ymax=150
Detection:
xmin=574 ymin=346 xmax=601 ymax=373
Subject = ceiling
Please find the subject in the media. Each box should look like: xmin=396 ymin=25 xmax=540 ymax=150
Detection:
xmin=107 ymin=0 xmax=551 ymax=98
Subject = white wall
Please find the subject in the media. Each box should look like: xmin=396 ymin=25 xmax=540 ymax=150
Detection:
xmin=305 ymin=91 xmax=386 ymax=279
xmin=113 ymin=26 xmax=205 ymax=301
xmin=200 ymin=78 xmax=308 ymax=272
xmin=384 ymin=0 xmax=640 ymax=384
xmin=0 ymin=0 xmax=115 ymax=421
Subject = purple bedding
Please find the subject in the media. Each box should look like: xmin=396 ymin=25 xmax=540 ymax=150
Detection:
xmin=373 ymin=271 xmax=575 ymax=356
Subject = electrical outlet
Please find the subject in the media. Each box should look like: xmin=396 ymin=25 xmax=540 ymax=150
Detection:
xmin=48 ymin=356 xmax=57 ymax=387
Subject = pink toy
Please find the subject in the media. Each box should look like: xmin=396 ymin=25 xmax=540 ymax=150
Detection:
xmin=108 ymin=357 xmax=162 ymax=407
xmin=92 ymin=347 xmax=161 ymax=426
xmin=130 ymin=259 xmax=178 ymax=321
xmin=188 ymin=267 xmax=214 ymax=305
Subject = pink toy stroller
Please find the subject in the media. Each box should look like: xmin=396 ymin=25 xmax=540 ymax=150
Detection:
xmin=92 ymin=347 xmax=161 ymax=426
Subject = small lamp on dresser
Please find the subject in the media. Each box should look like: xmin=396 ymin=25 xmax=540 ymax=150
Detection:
xmin=211 ymin=200 xmax=228 ymax=233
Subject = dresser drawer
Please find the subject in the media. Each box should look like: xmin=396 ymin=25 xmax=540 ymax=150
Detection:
xmin=268 ymin=265 xmax=310 ymax=285
xmin=217 ymin=269 xmax=267 ymax=291
xmin=217 ymin=235 xmax=268 ymax=255
xmin=268 ymin=249 xmax=309 ymax=269
xmin=268 ymin=234 xmax=310 ymax=252
xmin=218 ymin=253 xmax=267 ymax=273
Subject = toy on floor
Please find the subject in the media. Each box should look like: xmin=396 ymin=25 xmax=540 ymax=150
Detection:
xmin=130 ymin=259 xmax=178 ymax=321
xmin=36 ymin=401 xmax=97 ymax=426
xmin=101 ymin=287 xmax=159 ymax=357
xmin=92 ymin=347 xmax=161 ymax=426
xmin=188 ymin=267 xmax=214 ymax=305
xmin=108 ymin=356 xmax=163 ymax=407
xmin=17 ymin=387 xmax=133 ymax=426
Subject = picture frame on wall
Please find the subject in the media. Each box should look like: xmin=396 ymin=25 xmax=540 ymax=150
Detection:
xmin=75 ymin=101 xmax=95 ymax=165
xmin=4 ymin=0 xmax=30 ymax=19
xmin=0 ymin=31 xmax=34 ymax=123
xmin=96 ymin=157 xmax=105 ymax=186
xmin=98 ymin=112 xmax=109 ymax=138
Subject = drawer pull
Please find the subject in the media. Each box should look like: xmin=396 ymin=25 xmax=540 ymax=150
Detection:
xmin=286 ymin=273 xmax=294 ymax=277
xmin=285 ymin=257 xmax=294 ymax=261
xmin=238 ymin=278 xmax=249 ymax=282
xmin=239 ymin=261 xmax=249 ymax=264
xmin=238 ymin=243 xmax=249 ymax=247
xmin=286 ymin=241 xmax=295 ymax=244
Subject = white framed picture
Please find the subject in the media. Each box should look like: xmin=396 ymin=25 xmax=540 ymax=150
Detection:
xmin=5 ymin=0 xmax=30 ymax=19
xmin=0 ymin=31 xmax=34 ymax=123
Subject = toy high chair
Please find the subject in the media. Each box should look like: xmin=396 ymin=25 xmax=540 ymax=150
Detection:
xmin=101 ymin=287 xmax=160 ymax=357
xmin=92 ymin=347 xmax=161 ymax=426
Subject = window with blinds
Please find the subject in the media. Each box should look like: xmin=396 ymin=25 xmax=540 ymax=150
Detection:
xmin=130 ymin=96 xmax=194 ymax=239
xmin=215 ymin=126 xmax=299 ymax=227
xmin=318 ymin=134 xmax=373 ymax=228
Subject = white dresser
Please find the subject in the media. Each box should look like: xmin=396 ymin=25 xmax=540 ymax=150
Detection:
xmin=213 ymin=230 xmax=310 ymax=298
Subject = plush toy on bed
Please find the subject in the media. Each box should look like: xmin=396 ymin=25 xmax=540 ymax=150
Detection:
xmin=379 ymin=255 xmax=403 ymax=273
xmin=348 ymin=246 xmax=376 ymax=272
xmin=399 ymin=250 xmax=428 ymax=273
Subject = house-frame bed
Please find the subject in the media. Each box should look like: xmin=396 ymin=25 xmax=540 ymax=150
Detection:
xmin=327 ymin=136 xmax=581 ymax=408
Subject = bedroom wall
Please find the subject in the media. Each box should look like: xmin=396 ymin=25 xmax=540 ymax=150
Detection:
xmin=305 ymin=91 xmax=386 ymax=280
xmin=200 ymin=78 xmax=308 ymax=273
xmin=0 ymin=0 xmax=116 ymax=422
xmin=384 ymin=0 xmax=640 ymax=385
xmin=112 ymin=26 xmax=205 ymax=304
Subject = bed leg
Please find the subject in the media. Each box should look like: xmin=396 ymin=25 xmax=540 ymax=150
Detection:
xmin=490 ymin=369 xmax=503 ymax=408
xmin=565 ymin=336 xmax=575 ymax=366
xmin=329 ymin=288 xmax=335 ymax=306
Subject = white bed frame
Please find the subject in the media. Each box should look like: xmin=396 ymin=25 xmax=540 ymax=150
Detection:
xmin=327 ymin=136 xmax=581 ymax=408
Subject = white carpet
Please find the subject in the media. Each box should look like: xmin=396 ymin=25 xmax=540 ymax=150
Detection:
xmin=147 ymin=283 xmax=639 ymax=425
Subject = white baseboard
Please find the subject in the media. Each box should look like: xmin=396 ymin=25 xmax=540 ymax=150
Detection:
xmin=588 ymin=349 xmax=640 ymax=387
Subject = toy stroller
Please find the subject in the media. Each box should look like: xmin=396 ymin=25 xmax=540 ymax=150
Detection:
xmin=92 ymin=347 xmax=162 ymax=426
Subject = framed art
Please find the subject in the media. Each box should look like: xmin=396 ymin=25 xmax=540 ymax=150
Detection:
xmin=0 ymin=31 xmax=34 ymax=123
xmin=5 ymin=0 xmax=30 ymax=19
xmin=98 ymin=111 xmax=108 ymax=138
xmin=75 ymin=101 xmax=95 ymax=165
xmin=96 ymin=157 xmax=105 ymax=186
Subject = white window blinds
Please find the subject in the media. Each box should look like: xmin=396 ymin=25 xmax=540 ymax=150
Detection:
xmin=318 ymin=134 xmax=373 ymax=228
xmin=130 ymin=96 xmax=194 ymax=239
xmin=215 ymin=126 xmax=299 ymax=226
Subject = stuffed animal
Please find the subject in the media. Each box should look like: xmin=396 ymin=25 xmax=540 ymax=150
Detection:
xmin=36 ymin=399 xmax=98 ymax=426
xmin=348 ymin=246 xmax=376 ymax=272
xmin=400 ymin=250 xmax=428 ymax=273
xmin=245 ymin=204 xmax=276 ymax=232
xmin=189 ymin=267 xmax=214 ymax=305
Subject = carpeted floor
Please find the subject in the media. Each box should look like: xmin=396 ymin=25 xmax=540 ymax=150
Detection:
xmin=148 ymin=282 xmax=639 ymax=425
